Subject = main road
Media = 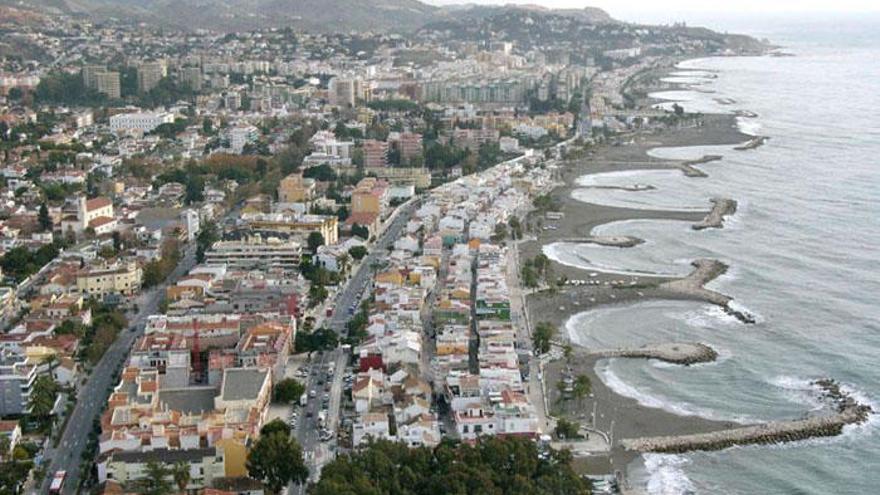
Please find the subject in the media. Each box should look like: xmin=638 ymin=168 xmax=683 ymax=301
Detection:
xmin=36 ymin=206 xmax=242 ymax=494
xmin=325 ymin=198 xmax=420 ymax=333
xmin=36 ymin=242 xmax=199 ymax=494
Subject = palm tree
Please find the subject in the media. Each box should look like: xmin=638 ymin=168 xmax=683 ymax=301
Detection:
xmin=171 ymin=461 xmax=190 ymax=492
xmin=337 ymin=253 xmax=351 ymax=275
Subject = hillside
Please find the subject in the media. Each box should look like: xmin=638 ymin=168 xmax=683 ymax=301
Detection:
xmin=0 ymin=0 xmax=440 ymax=32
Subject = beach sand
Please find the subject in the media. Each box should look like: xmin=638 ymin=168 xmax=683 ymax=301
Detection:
xmin=520 ymin=111 xmax=753 ymax=477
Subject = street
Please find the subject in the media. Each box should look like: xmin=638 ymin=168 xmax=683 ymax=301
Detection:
xmin=36 ymin=242 xmax=199 ymax=494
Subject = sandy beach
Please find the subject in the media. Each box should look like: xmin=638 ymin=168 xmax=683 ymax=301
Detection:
xmin=519 ymin=103 xmax=755 ymax=478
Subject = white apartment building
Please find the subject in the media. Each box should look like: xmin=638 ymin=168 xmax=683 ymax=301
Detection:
xmin=205 ymin=237 xmax=302 ymax=270
xmin=109 ymin=112 xmax=175 ymax=134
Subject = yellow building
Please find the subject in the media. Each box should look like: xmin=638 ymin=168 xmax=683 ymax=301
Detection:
xmin=277 ymin=173 xmax=316 ymax=203
xmin=245 ymin=214 xmax=338 ymax=245
xmin=351 ymin=177 xmax=388 ymax=216
xmin=76 ymin=262 xmax=143 ymax=298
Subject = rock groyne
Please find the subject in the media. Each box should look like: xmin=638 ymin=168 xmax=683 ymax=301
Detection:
xmin=622 ymin=379 xmax=872 ymax=454
xmin=660 ymin=259 xmax=756 ymax=324
xmin=693 ymin=198 xmax=737 ymax=230
xmin=735 ymin=136 xmax=769 ymax=151
xmin=559 ymin=235 xmax=644 ymax=248
xmin=591 ymin=342 xmax=718 ymax=365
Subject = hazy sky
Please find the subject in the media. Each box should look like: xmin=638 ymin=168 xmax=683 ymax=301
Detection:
xmin=427 ymin=0 xmax=880 ymax=24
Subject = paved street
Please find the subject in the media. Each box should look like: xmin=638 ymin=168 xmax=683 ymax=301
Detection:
xmin=326 ymin=199 xmax=419 ymax=333
xmin=36 ymin=243 xmax=198 ymax=494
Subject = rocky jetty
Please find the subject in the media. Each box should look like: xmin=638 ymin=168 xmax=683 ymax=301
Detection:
xmin=591 ymin=342 xmax=718 ymax=365
xmin=622 ymin=379 xmax=872 ymax=454
xmin=693 ymin=198 xmax=737 ymax=230
xmin=735 ymin=136 xmax=769 ymax=150
xmin=660 ymin=259 xmax=756 ymax=324
xmin=585 ymin=184 xmax=656 ymax=192
xmin=559 ymin=235 xmax=644 ymax=248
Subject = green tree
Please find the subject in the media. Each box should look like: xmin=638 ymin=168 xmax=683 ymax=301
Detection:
xmin=38 ymin=203 xmax=51 ymax=231
xmin=171 ymin=461 xmax=190 ymax=492
xmin=533 ymin=322 xmax=556 ymax=355
xmin=350 ymin=223 xmax=370 ymax=240
xmin=143 ymin=460 xmax=173 ymax=495
xmin=348 ymin=245 xmax=368 ymax=260
xmin=573 ymin=374 xmax=592 ymax=401
xmin=29 ymin=375 xmax=58 ymax=419
xmin=247 ymin=432 xmax=309 ymax=495
xmin=307 ymin=232 xmax=325 ymax=253
xmin=273 ymin=378 xmax=305 ymax=404
xmin=196 ymin=221 xmax=219 ymax=263
xmin=555 ymin=418 xmax=581 ymax=439
xmin=260 ymin=418 xmax=291 ymax=437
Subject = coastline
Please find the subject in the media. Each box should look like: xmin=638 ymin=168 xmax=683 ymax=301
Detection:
xmin=520 ymin=109 xmax=753 ymax=478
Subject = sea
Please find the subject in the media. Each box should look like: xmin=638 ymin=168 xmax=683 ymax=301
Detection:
xmin=553 ymin=14 xmax=880 ymax=495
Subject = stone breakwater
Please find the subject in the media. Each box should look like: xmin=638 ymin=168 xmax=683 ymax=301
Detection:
xmin=590 ymin=342 xmax=718 ymax=365
xmin=622 ymin=379 xmax=872 ymax=454
xmin=735 ymin=136 xmax=769 ymax=150
xmin=677 ymin=154 xmax=724 ymax=178
xmin=660 ymin=259 xmax=756 ymax=324
xmin=693 ymin=198 xmax=738 ymax=230
xmin=559 ymin=235 xmax=644 ymax=248
xmin=585 ymin=184 xmax=657 ymax=192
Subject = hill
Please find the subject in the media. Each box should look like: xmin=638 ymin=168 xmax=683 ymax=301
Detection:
xmin=0 ymin=0 xmax=440 ymax=32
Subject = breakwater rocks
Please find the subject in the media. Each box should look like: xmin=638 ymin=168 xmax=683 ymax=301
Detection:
xmin=735 ymin=136 xmax=769 ymax=150
xmin=560 ymin=235 xmax=645 ymax=248
xmin=591 ymin=342 xmax=718 ymax=365
xmin=677 ymin=155 xmax=721 ymax=178
xmin=586 ymin=184 xmax=657 ymax=192
xmin=661 ymin=259 xmax=756 ymax=324
xmin=735 ymin=110 xmax=759 ymax=118
xmin=622 ymin=379 xmax=872 ymax=454
xmin=693 ymin=198 xmax=738 ymax=230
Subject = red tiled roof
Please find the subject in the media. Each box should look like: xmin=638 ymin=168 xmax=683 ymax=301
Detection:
xmin=86 ymin=197 xmax=112 ymax=211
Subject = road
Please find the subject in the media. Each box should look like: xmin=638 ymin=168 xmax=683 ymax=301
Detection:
xmin=36 ymin=242 xmax=199 ymax=494
xmin=35 ymin=205 xmax=245 ymax=494
xmin=325 ymin=199 xmax=419 ymax=333
xmin=288 ymin=349 xmax=342 ymax=495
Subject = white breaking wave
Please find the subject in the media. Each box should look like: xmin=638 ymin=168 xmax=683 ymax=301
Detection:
xmin=643 ymin=454 xmax=697 ymax=495
xmin=735 ymin=116 xmax=763 ymax=137
xmin=597 ymin=361 xmax=755 ymax=424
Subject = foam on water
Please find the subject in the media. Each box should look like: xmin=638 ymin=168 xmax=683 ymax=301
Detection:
xmin=643 ymin=454 xmax=696 ymax=495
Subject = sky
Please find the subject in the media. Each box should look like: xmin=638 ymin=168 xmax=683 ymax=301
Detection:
xmin=426 ymin=0 xmax=880 ymax=26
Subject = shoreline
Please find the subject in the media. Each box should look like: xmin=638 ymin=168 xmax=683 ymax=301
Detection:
xmin=521 ymin=110 xmax=756 ymax=477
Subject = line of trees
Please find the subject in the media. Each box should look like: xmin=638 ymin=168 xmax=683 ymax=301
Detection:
xmin=311 ymin=436 xmax=590 ymax=495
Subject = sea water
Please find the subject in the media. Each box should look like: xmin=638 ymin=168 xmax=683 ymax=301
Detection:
xmin=561 ymin=16 xmax=880 ymax=494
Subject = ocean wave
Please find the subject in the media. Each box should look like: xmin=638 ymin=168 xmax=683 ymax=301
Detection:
xmin=597 ymin=361 xmax=754 ymax=424
xmin=735 ymin=116 xmax=763 ymax=137
xmin=682 ymin=305 xmax=741 ymax=329
xmin=643 ymin=454 xmax=696 ymax=495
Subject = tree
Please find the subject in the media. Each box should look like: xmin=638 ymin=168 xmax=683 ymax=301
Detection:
xmin=533 ymin=322 xmax=556 ymax=355
xmin=196 ymin=221 xmax=219 ymax=263
xmin=260 ymin=418 xmax=291 ymax=437
xmin=295 ymin=327 xmax=338 ymax=353
xmin=351 ymin=223 xmax=370 ymax=240
xmin=307 ymin=232 xmax=325 ymax=253
xmin=490 ymin=222 xmax=508 ymax=242
xmin=171 ymin=461 xmax=191 ymax=492
xmin=273 ymin=378 xmax=305 ymax=404
xmin=573 ymin=374 xmax=591 ymax=401
xmin=311 ymin=437 xmax=589 ymax=495
xmin=38 ymin=203 xmax=51 ymax=231
xmin=348 ymin=245 xmax=368 ymax=260
xmin=247 ymin=432 xmax=309 ymax=495
xmin=29 ymin=375 xmax=58 ymax=419
xmin=143 ymin=460 xmax=173 ymax=495
xmin=555 ymin=418 xmax=581 ymax=440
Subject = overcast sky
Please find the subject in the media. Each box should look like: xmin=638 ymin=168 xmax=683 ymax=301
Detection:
xmin=427 ymin=0 xmax=880 ymax=24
